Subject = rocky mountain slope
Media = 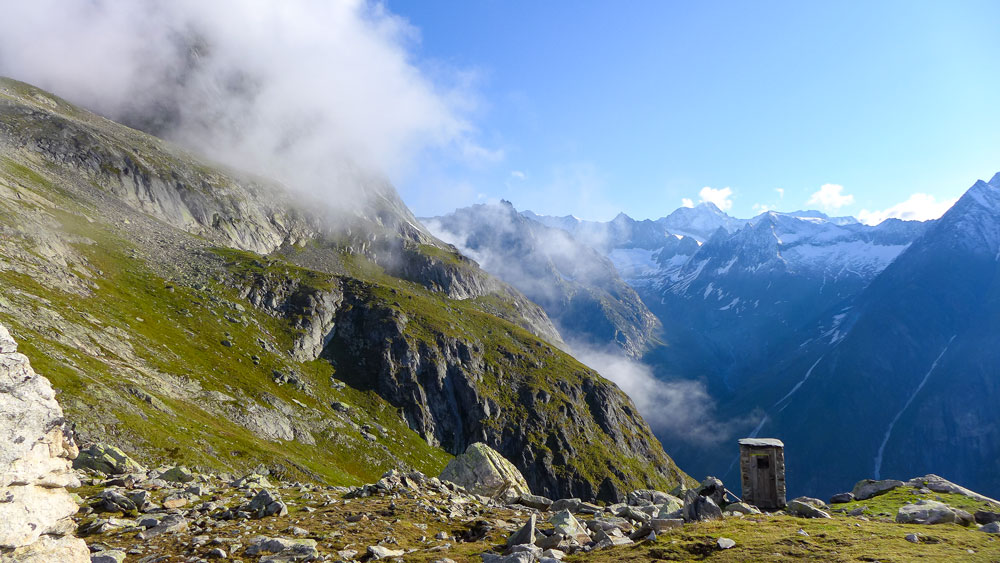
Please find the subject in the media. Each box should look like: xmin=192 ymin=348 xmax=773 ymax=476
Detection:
xmin=727 ymin=173 xmax=1000 ymax=499
xmin=425 ymin=202 xmax=660 ymax=358
xmin=0 ymin=76 xmax=689 ymax=500
xmin=641 ymin=211 xmax=928 ymax=384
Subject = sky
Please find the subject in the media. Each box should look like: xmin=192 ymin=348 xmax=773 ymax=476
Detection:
xmin=1 ymin=1 xmax=997 ymax=224
xmin=386 ymin=0 xmax=1000 ymax=222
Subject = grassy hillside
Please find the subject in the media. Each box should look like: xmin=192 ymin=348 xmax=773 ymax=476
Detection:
xmin=0 ymin=76 xmax=689 ymax=496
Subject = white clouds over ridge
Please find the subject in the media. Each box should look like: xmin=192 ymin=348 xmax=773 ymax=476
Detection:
xmin=682 ymin=186 xmax=734 ymax=210
xmin=858 ymin=193 xmax=957 ymax=225
xmin=0 ymin=0 xmax=488 ymax=206
xmin=807 ymin=183 xmax=854 ymax=210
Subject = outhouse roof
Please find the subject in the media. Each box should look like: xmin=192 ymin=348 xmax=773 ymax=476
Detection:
xmin=738 ymin=438 xmax=784 ymax=447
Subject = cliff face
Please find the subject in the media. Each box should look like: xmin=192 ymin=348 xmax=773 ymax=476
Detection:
xmin=228 ymin=254 xmax=687 ymax=498
xmin=0 ymin=324 xmax=89 ymax=563
xmin=0 ymin=77 xmax=688 ymax=498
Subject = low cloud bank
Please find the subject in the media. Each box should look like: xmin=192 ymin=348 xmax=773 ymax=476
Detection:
xmin=0 ymin=0 xmax=487 ymax=209
xmin=570 ymin=341 xmax=746 ymax=445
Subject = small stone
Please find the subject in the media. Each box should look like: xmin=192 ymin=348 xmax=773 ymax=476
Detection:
xmin=205 ymin=547 xmax=227 ymax=559
xmin=717 ymin=537 xmax=736 ymax=549
xmin=367 ymin=545 xmax=406 ymax=559
xmin=905 ymin=533 xmax=920 ymax=543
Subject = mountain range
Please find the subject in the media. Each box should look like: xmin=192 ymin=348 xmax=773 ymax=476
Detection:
xmin=434 ymin=176 xmax=1000 ymax=500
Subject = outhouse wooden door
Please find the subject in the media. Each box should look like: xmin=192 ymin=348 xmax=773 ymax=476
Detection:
xmin=752 ymin=451 xmax=777 ymax=507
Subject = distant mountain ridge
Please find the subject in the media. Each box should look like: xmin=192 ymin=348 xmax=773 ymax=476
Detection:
xmin=434 ymin=178 xmax=1000 ymax=499
xmin=725 ymin=171 xmax=1000 ymax=498
xmin=517 ymin=175 xmax=1000 ymax=500
xmin=423 ymin=201 xmax=660 ymax=358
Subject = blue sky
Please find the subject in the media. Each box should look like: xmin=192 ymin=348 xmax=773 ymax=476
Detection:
xmin=388 ymin=0 xmax=1000 ymax=222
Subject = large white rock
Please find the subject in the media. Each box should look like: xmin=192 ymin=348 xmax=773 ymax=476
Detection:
xmin=439 ymin=442 xmax=531 ymax=500
xmin=0 ymin=323 xmax=89 ymax=562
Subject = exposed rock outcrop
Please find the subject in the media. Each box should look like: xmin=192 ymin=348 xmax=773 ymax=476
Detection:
xmin=0 ymin=324 xmax=88 ymax=562
xmin=439 ymin=443 xmax=531 ymax=500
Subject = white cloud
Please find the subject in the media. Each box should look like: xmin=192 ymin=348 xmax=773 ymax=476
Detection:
xmin=681 ymin=198 xmax=695 ymax=208
xmin=0 ymin=0 xmax=490 ymax=209
xmin=858 ymin=193 xmax=957 ymax=225
xmin=807 ymin=183 xmax=854 ymax=210
xmin=752 ymin=203 xmax=771 ymax=213
xmin=775 ymin=188 xmax=785 ymax=199
xmin=569 ymin=343 xmax=746 ymax=444
xmin=510 ymin=170 xmax=526 ymax=180
xmin=697 ymin=186 xmax=734 ymax=211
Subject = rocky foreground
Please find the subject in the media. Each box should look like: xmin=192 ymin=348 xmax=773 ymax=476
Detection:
xmin=62 ymin=454 xmax=1000 ymax=563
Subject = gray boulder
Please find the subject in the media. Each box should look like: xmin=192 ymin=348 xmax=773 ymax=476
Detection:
xmin=246 ymin=536 xmax=318 ymax=557
xmin=516 ymin=493 xmax=553 ymax=511
xmin=851 ymin=479 xmax=904 ymax=500
xmin=550 ymin=498 xmax=581 ymax=513
xmin=682 ymin=489 xmax=722 ymax=522
xmin=695 ymin=477 xmax=727 ymax=507
xmin=0 ymin=323 xmax=90 ymax=562
xmin=975 ymin=511 xmax=1000 ymax=525
xmin=159 ymin=466 xmax=195 ymax=483
xmin=896 ymin=500 xmax=960 ymax=525
xmin=786 ymin=497 xmax=832 ymax=519
xmin=979 ymin=522 xmax=1000 ymax=534
xmin=549 ymin=510 xmax=591 ymax=543
xmin=506 ymin=515 xmax=536 ymax=548
xmin=90 ymin=551 xmax=127 ymax=563
xmin=655 ymin=494 xmax=684 ymax=518
xmin=829 ymin=492 xmax=855 ymax=504
xmin=247 ymin=488 xmax=288 ymax=518
xmin=367 ymin=545 xmax=406 ymax=559
xmin=73 ymin=444 xmax=145 ymax=475
xmin=481 ymin=553 xmax=537 ymax=563
xmin=136 ymin=514 xmax=188 ymax=540
xmin=95 ymin=489 xmax=137 ymax=513
xmin=907 ymin=474 xmax=1000 ymax=507
xmin=440 ymin=443 xmax=531 ymax=501
xmin=725 ymin=502 xmax=760 ymax=515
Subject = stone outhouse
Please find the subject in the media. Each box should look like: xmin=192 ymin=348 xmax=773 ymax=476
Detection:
xmin=739 ymin=438 xmax=786 ymax=509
